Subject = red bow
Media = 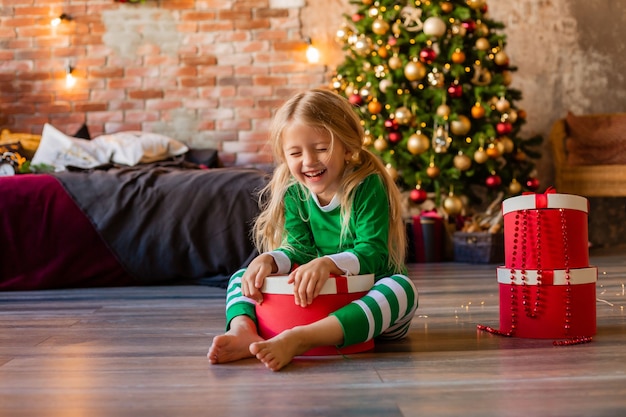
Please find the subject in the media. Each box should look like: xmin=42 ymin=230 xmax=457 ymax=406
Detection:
xmin=523 ymin=186 xmax=556 ymax=209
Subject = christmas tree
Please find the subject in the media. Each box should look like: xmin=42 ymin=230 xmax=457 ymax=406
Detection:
xmin=330 ymin=0 xmax=542 ymax=215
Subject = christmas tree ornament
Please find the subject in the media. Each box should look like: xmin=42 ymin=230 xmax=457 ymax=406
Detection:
xmin=363 ymin=132 xmax=373 ymax=147
xmin=432 ymin=123 xmax=450 ymax=153
xmin=499 ymin=136 xmax=514 ymax=153
xmin=453 ymin=151 xmax=472 ymax=171
xmin=354 ymin=36 xmax=372 ymax=55
xmin=352 ymin=13 xmax=364 ymax=22
xmin=409 ymin=187 xmax=428 ymax=204
xmin=377 ymin=46 xmax=389 ymax=59
xmin=473 ymin=146 xmax=488 ymax=163
xmin=426 ymin=162 xmax=441 ymax=179
xmin=495 ymin=97 xmax=511 ymax=112
xmin=362 ymin=0 xmax=373 ymax=5
xmin=407 ymin=131 xmax=430 ymax=155
xmin=494 ymin=50 xmax=509 ymax=66
xmin=475 ymin=21 xmax=489 ymax=37
xmin=450 ymin=115 xmax=471 ymax=135
xmin=466 ymin=0 xmax=487 ymax=10
xmin=507 ymin=109 xmax=518 ymax=123
xmin=436 ymin=104 xmax=451 ymax=118
xmin=384 ymin=118 xmax=399 ymax=131
xmin=485 ymin=173 xmax=502 ymax=189
xmin=443 ymin=192 xmax=463 ymax=215
xmin=427 ymin=69 xmax=445 ymax=87
xmin=392 ymin=22 xmax=402 ymax=37
xmin=440 ymin=2 xmax=454 ymax=14
xmin=419 ymin=47 xmax=437 ymax=64
xmin=508 ymin=178 xmax=522 ymax=194
xmin=525 ymin=177 xmax=540 ymax=191
xmin=447 ymin=82 xmax=463 ymax=98
xmin=379 ymin=78 xmax=392 ymax=93
xmin=374 ymin=137 xmax=388 ymax=152
xmin=471 ymin=102 xmax=486 ymax=118
xmin=368 ymin=6 xmax=379 ymax=18
xmin=423 ymin=16 xmax=447 ymax=38
xmin=394 ymin=106 xmax=413 ymax=125
xmin=372 ymin=19 xmax=390 ymax=36
xmin=451 ymin=22 xmax=467 ymax=37
xmin=389 ymin=55 xmax=403 ymax=70
xmin=349 ymin=93 xmax=363 ymax=106
xmin=451 ymin=49 xmax=466 ymax=64
xmin=502 ymin=70 xmax=513 ymax=86
xmin=404 ymin=60 xmax=426 ymax=81
xmin=496 ymin=121 xmax=513 ymax=135
xmin=400 ymin=6 xmax=424 ymax=32
xmin=486 ymin=142 xmax=501 ymax=158
xmin=471 ymin=63 xmax=492 ymax=86
xmin=388 ymin=131 xmax=402 ymax=143
xmin=475 ymin=37 xmax=490 ymax=51
xmin=385 ymin=163 xmax=398 ymax=181
xmin=461 ymin=19 xmax=477 ymax=33
xmin=368 ymin=99 xmax=383 ymax=115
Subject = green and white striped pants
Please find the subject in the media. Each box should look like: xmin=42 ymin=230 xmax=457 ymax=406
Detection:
xmin=224 ymin=269 xmax=419 ymax=348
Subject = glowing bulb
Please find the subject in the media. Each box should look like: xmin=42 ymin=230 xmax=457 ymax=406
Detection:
xmin=51 ymin=17 xmax=62 ymax=27
xmin=306 ymin=44 xmax=320 ymax=64
xmin=65 ymin=66 xmax=76 ymax=88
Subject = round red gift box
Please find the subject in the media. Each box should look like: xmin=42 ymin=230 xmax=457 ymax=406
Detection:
xmin=255 ymin=274 xmax=375 ymax=356
xmin=497 ymin=266 xmax=597 ymax=339
xmin=502 ymin=193 xmax=589 ymax=270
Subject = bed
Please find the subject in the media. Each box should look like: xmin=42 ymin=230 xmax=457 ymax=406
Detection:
xmin=0 ymin=160 xmax=270 ymax=291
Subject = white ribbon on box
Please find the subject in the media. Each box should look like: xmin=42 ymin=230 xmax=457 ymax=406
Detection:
xmin=502 ymin=193 xmax=589 ymax=215
xmin=497 ymin=267 xmax=597 ymax=285
xmin=261 ymin=274 xmax=374 ymax=295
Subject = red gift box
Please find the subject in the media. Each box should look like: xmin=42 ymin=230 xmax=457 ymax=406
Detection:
xmin=255 ymin=274 xmax=375 ymax=356
xmin=497 ymin=267 xmax=597 ymax=339
xmin=502 ymin=191 xmax=589 ymax=270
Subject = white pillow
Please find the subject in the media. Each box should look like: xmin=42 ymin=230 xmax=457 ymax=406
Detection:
xmin=92 ymin=131 xmax=189 ymax=166
xmin=32 ymin=124 xmax=111 ymax=171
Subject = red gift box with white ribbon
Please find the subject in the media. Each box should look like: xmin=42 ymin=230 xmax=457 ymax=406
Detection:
xmin=502 ymin=190 xmax=589 ymax=270
xmin=497 ymin=267 xmax=597 ymax=339
xmin=255 ymin=274 xmax=375 ymax=356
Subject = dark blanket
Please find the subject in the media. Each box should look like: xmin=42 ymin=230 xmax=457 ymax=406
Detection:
xmin=1 ymin=164 xmax=269 ymax=290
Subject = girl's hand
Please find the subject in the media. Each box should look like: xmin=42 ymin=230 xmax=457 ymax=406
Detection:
xmin=288 ymin=257 xmax=341 ymax=307
xmin=241 ymin=254 xmax=277 ymax=304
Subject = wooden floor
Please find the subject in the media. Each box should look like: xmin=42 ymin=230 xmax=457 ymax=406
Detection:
xmin=2 ymin=250 xmax=625 ymax=417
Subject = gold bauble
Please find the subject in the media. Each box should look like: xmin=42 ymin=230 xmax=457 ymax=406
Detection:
xmin=354 ymin=37 xmax=372 ymax=55
xmin=475 ymin=22 xmax=489 ymax=37
xmin=507 ymin=109 xmax=518 ymax=123
xmin=443 ymin=193 xmax=463 ymax=215
xmin=473 ymin=147 xmax=488 ymax=164
xmin=426 ymin=164 xmax=440 ymax=178
xmin=423 ymin=16 xmax=447 ymax=38
xmin=502 ymin=70 xmax=513 ymax=86
xmin=486 ymin=143 xmax=501 ymax=159
xmin=407 ymin=132 xmax=430 ymax=155
xmin=466 ymin=0 xmax=486 ymax=10
xmin=453 ymin=152 xmax=472 ymax=171
xmin=394 ymin=106 xmax=413 ymax=125
xmin=450 ymin=115 xmax=471 ymax=135
xmin=392 ymin=22 xmax=403 ymax=36
xmin=436 ymin=104 xmax=451 ymax=118
xmin=404 ymin=61 xmax=426 ymax=81
xmin=372 ymin=19 xmax=390 ymax=36
xmin=389 ymin=55 xmax=403 ymax=70
xmin=377 ymin=46 xmax=389 ymax=58
xmin=495 ymin=51 xmax=509 ymax=66
xmin=495 ymin=97 xmax=511 ymax=113
xmin=363 ymin=132 xmax=373 ymax=147
xmin=499 ymin=136 xmax=514 ymax=153
xmin=475 ymin=37 xmax=490 ymax=51
xmin=374 ymin=137 xmax=388 ymax=152
xmin=508 ymin=178 xmax=522 ymax=194
xmin=385 ymin=163 xmax=398 ymax=181
xmin=379 ymin=79 xmax=392 ymax=93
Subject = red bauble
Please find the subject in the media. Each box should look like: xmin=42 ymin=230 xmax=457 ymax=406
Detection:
xmin=526 ymin=177 xmax=540 ymax=191
xmin=410 ymin=188 xmax=428 ymax=204
xmin=352 ymin=13 xmax=364 ymax=22
xmin=447 ymin=83 xmax=463 ymax=98
xmin=496 ymin=121 xmax=512 ymax=135
xmin=462 ymin=20 xmax=477 ymax=33
xmin=486 ymin=174 xmax=502 ymax=189
xmin=388 ymin=131 xmax=402 ymax=143
xmin=419 ymin=47 xmax=437 ymax=64
xmin=384 ymin=118 xmax=399 ymax=131
xmin=349 ymin=94 xmax=363 ymax=106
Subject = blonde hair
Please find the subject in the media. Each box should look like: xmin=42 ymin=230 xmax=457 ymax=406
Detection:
xmin=253 ymin=88 xmax=406 ymax=273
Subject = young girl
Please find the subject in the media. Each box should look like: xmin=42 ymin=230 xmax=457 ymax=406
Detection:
xmin=207 ymin=89 xmax=418 ymax=371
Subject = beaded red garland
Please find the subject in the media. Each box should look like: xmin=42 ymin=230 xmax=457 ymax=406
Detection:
xmin=478 ymin=204 xmax=592 ymax=345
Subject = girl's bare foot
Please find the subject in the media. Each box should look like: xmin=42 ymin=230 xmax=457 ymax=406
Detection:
xmin=249 ymin=327 xmax=311 ymax=371
xmin=207 ymin=316 xmax=263 ymax=364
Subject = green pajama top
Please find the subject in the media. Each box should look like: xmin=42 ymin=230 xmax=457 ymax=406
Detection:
xmin=275 ymin=173 xmax=398 ymax=280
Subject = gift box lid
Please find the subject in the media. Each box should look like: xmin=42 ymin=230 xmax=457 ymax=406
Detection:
xmin=502 ymin=192 xmax=588 ymax=215
xmin=497 ymin=266 xmax=597 ymax=285
xmin=261 ymin=274 xmax=374 ymax=295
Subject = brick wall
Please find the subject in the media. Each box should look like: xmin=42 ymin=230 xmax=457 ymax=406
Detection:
xmin=0 ymin=0 xmax=327 ymax=166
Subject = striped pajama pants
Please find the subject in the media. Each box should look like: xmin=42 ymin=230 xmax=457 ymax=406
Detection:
xmin=224 ymin=269 xmax=419 ymax=348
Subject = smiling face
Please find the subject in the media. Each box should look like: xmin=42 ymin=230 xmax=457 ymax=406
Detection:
xmin=281 ymin=121 xmax=351 ymax=206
